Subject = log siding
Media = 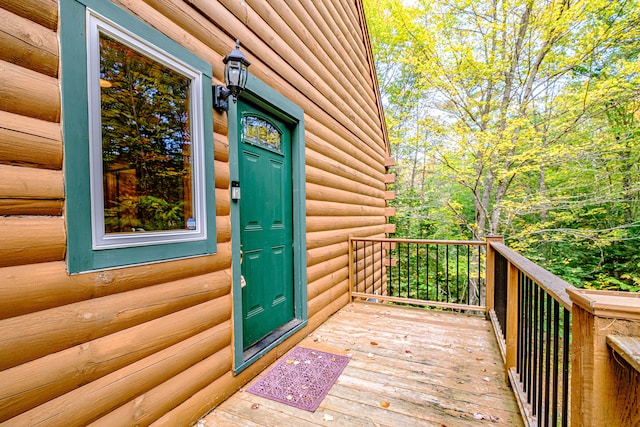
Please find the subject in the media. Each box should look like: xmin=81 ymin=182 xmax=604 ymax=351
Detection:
xmin=0 ymin=0 xmax=390 ymax=425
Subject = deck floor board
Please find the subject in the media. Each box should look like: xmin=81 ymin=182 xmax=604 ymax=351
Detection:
xmin=202 ymin=302 xmax=523 ymax=426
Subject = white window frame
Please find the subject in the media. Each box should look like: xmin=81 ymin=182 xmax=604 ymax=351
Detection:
xmin=86 ymin=10 xmax=207 ymax=250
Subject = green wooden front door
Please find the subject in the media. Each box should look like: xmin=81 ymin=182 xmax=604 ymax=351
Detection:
xmin=238 ymin=101 xmax=295 ymax=349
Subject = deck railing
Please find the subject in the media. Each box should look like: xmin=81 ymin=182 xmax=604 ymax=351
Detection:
xmin=488 ymin=240 xmax=573 ymax=427
xmin=349 ymin=236 xmax=640 ymax=427
xmin=348 ymin=237 xmax=486 ymax=312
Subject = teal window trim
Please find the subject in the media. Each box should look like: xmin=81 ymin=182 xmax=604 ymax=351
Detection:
xmin=60 ymin=0 xmax=216 ymax=273
xmin=230 ymin=75 xmax=307 ymax=374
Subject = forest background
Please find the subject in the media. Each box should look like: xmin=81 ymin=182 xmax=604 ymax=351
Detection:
xmin=363 ymin=0 xmax=640 ymax=291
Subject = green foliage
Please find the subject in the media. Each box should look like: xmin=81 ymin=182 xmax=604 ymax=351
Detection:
xmin=104 ymin=195 xmax=185 ymax=232
xmin=364 ymin=0 xmax=640 ymax=291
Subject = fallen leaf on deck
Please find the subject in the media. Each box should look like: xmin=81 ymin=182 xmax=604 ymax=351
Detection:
xmin=472 ymin=412 xmax=499 ymax=422
xmin=251 ymin=403 xmax=259 ymax=410
xmin=380 ymin=401 xmax=390 ymax=408
xmin=476 ymin=357 xmax=483 ymax=361
xmin=483 ymin=377 xmax=491 ymax=382
xmin=323 ymin=414 xmax=334 ymax=421
xmin=370 ymin=341 xmax=379 ymax=346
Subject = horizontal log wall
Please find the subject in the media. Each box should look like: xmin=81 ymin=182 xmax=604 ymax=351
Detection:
xmin=0 ymin=0 xmax=390 ymax=425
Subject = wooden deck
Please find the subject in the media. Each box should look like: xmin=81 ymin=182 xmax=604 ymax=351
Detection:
xmin=202 ymin=302 xmax=523 ymax=426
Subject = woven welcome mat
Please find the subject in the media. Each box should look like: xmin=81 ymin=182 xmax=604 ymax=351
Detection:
xmin=246 ymin=346 xmax=351 ymax=412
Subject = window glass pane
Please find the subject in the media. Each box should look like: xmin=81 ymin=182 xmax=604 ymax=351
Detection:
xmin=242 ymin=116 xmax=282 ymax=152
xmin=99 ymin=33 xmax=194 ymax=234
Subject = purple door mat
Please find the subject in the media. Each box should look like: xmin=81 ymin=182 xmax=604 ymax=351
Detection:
xmin=246 ymin=346 xmax=351 ymax=412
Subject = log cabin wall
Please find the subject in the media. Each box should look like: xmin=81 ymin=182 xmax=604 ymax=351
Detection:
xmin=0 ymin=0 xmax=390 ymax=425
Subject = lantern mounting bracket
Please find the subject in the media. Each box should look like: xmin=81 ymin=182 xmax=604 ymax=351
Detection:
xmin=213 ymin=85 xmax=231 ymax=113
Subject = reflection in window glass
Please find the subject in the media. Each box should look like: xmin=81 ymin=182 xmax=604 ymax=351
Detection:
xmin=99 ymin=33 xmax=194 ymax=233
xmin=242 ymin=116 xmax=282 ymax=152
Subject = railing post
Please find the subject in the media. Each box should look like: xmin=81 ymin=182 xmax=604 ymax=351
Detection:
xmin=505 ymin=260 xmax=519 ymax=384
xmin=485 ymin=236 xmax=503 ymax=317
xmin=568 ymin=289 xmax=640 ymax=426
xmin=348 ymin=236 xmax=354 ymax=301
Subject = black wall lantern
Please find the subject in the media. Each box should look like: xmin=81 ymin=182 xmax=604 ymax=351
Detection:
xmin=213 ymin=40 xmax=251 ymax=112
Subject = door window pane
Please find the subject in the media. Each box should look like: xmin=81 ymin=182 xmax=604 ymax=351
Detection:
xmin=242 ymin=115 xmax=282 ymax=153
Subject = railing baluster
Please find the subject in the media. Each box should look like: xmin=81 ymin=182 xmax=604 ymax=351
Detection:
xmin=552 ymin=300 xmax=560 ymax=424
xmin=416 ymin=244 xmax=420 ymax=299
xmin=426 ymin=244 xmax=430 ymax=300
xmin=561 ymin=307 xmax=570 ymax=427
xmin=388 ymin=241 xmax=392 ymax=296
xmin=372 ymin=241 xmax=376 ymax=294
xmin=397 ymin=242 xmax=401 ymax=298
xmin=371 ymin=241 xmax=375 ymax=294
xmin=476 ymin=245 xmax=481 ymax=304
xmin=456 ymin=245 xmax=459 ymax=304
xmin=370 ymin=241 xmax=374 ymax=295
xmin=355 ymin=240 xmax=360 ymax=293
xmin=467 ymin=245 xmax=471 ymax=305
xmin=536 ymin=288 xmax=544 ymax=419
xmin=406 ymin=243 xmax=410 ymax=298
xmin=526 ymin=275 xmax=533 ymax=397
xmin=378 ymin=242 xmax=382 ymax=296
xmin=543 ymin=292 xmax=552 ymax=426
xmin=530 ymin=276 xmax=536 ymax=399
xmin=517 ymin=270 xmax=523 ymax=377
xmin=435 ymin=245 xmax=439 ymax=301
xmin=445 ymin=246 xmax=450 ymax=303
xmin=364 ymin=241 xmax=368 ymax=295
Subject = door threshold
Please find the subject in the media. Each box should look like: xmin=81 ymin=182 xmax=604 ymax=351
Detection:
xmin=243 ymin=319 xmax=305 ymax=362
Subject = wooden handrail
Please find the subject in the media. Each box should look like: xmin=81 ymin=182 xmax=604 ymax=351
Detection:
xmin=607 ymin=335 xmax=640 ymax=374
xmin=351 ymin=236 xmax=486 ymax=246
xmin=490 ymin=241 xmax=574 ymax=310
